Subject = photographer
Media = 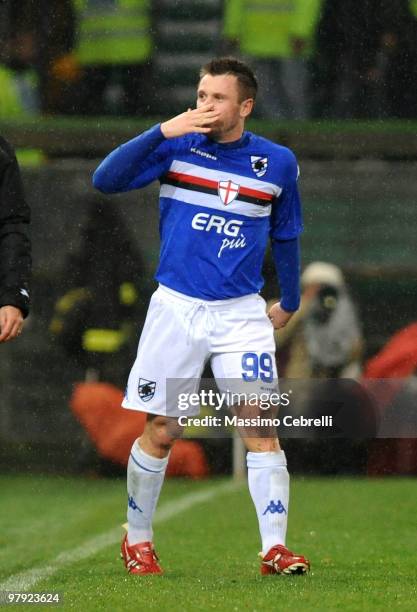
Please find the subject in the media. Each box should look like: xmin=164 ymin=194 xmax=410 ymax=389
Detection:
xmin=273 ymin=262 xmax=362 ymax=378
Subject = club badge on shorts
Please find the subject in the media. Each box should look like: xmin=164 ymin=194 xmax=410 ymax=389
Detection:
xmin=138 ymin=378 xmax=156 ymax=402
xmin=251 ymin=156 xmax=268 ymax=178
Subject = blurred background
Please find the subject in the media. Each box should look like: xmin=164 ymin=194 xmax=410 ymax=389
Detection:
xmin=1 ymin=0 xmax=417 ymax=479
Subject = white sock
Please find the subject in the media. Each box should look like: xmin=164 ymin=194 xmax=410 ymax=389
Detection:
xmin=247 ymin=450 xmax=289 ymax=555
xmin=127 ymin=441 xmax=169 ymax=545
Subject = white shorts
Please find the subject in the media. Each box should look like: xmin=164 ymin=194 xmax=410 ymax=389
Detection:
xmin=122 ymin=285 xmax=278 ymax=417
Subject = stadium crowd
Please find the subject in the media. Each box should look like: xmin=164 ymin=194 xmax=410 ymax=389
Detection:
xmin=1 ymin=0 xmax=417 ymax=119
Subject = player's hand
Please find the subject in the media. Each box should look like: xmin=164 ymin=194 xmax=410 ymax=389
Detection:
xmin=160 ymin=104 xmax=221 ymax=139
xmin=0 ymin=305 xmax=24 ymax=343
xmin=267 ymin=302 xmax=294 ymax=330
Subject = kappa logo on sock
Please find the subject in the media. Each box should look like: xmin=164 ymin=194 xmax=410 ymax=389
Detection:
xmin=138 ymin=378 xmax=156 ymax=402
xmin=262 ymin=500 xmax=287 ymax=515
xmin=128 ymin=494 xmax=143 ymax=513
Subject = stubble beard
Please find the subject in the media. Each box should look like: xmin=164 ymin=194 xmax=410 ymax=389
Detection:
xmin=209 ymin=116 xmax=242 ymax=143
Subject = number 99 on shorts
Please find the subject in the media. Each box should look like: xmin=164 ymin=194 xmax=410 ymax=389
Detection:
xmin=241 ymin=352 xmax=274 ymax=383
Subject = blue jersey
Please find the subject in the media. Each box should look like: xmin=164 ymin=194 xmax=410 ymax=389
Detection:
xmin=93 ymin=124 xmax=303 ymax=302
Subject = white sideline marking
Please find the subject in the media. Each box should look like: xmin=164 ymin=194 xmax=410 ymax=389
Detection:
xmin=0 ymin=480 xmax=242 ymax=591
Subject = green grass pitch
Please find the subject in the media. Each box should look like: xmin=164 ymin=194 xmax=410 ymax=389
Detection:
xmin=0 ymin=474 xmax=416 ymax=611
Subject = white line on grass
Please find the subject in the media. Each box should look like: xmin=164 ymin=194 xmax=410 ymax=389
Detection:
xmin=0 ymin=479 xmax=242 ymax=591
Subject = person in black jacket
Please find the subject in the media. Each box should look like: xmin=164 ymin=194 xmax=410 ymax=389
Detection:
xmin=0 ymin=136 xmax=31 ymax=342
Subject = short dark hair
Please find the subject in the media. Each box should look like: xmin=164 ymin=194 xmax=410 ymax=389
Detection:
xmin=199 ymin=57 xmax=258 ymax=102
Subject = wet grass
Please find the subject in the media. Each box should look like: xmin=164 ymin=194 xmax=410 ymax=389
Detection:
xmin=0 ymin=475 xmax=416 ymax=611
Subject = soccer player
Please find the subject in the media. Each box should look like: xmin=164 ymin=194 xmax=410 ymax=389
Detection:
xmin=0 ymin=137 xmax=31 ymax=342
xmin=93 ymin=57 xmax=309 ymax=576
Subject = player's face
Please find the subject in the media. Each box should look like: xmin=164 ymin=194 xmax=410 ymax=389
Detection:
xmin=196 ymin=74 xmax=254 ymax=142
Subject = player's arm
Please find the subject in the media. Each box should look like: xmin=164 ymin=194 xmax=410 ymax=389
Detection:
xmin=268 ymin=151 xmax=303 ymax=330
xmin=268 ymin=238 xmax=301 ymax=329
xmin=93 ymin=105 xmax=219 ymax=193
xmin=93 ymin=124 xmax=170 ymax=193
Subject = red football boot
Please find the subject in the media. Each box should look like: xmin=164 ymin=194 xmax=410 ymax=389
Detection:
xmin=260 ymin=544 xmax=310 ymax=575
xmin=121 ymin=534 xmax=163 ymax=575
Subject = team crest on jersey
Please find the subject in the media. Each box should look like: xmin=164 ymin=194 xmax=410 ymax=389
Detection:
xmin=218 ymin=180 xmax=240 ymax=205
xmin=250 ymin=156 xmax=268 ymax=178
xmin=138 ymin=378 xmax=156 ymax=402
